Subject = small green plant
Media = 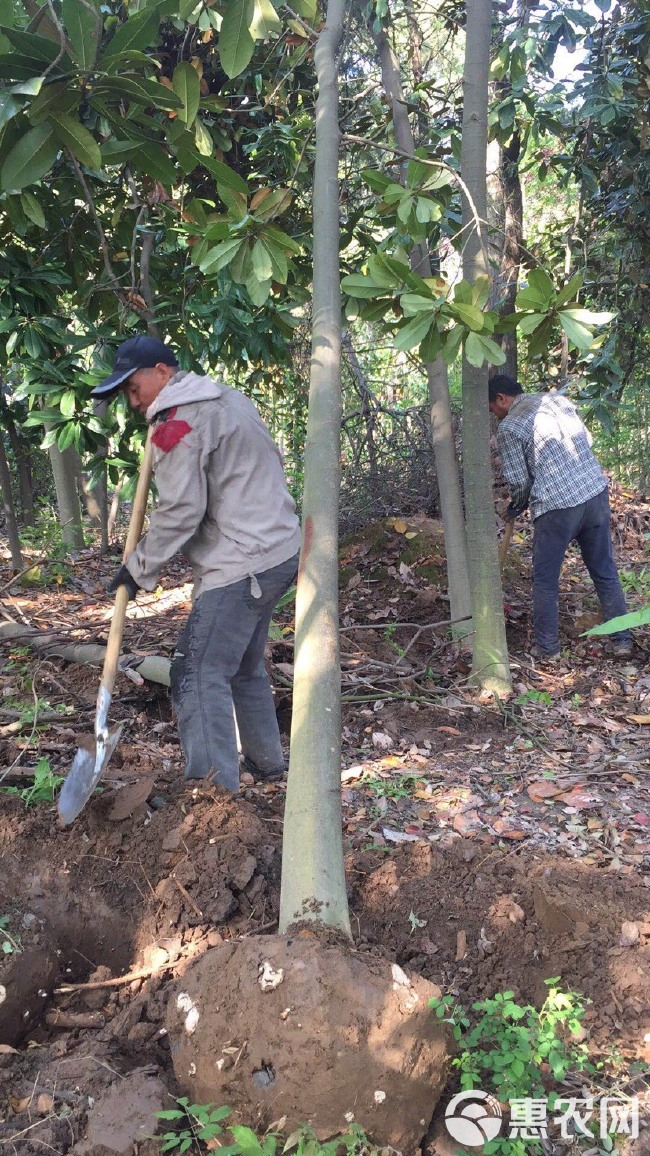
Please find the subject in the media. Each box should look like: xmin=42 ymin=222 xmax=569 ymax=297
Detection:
xmin=514 ymin=689 xmax=552 ymax=707
xmin=0 ymin=915 xmax=21 ymax=955
xmin=157 ymin=1099 xmax=236 ymax=1154
xmin=408 ymin=910 xmax=427 ymax=934
xmin=268 ymin=584 xmax=297 ymax=641
xmin=0 ymin=757 xmax=64 ymax=806
xmin=430 ymin=982 xmax=594 ymax=1155
xmin=155 ymin=1102 xmax=379 ymax=1156
xmin=619 ymin=567 xmax=650 ymax=597
xmin=364 ymin=773 xmax=421 ymax=799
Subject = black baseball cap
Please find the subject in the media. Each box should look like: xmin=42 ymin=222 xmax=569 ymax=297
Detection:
xmin=91 ymin=335 xmax=178 ymax=398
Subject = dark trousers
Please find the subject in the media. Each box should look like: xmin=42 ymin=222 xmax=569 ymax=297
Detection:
xmin=532 ymin=488 xmax=630 ymax=656
xmin=170 ymin=553 xmax=299 ymax=791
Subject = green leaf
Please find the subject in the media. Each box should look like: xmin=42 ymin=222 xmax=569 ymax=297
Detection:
xmin=251 ymin=237 xmax=273 ymax=281
xmin=555 ymin=272 xmax=583 ymax=308
xmin=0 ymin=91 xmax=20 ymax=130
xmin=245 ymin=271 xmax=271 ymax=305
xmin=51 ymin=114 xmax=101 ymax=170
xmin=102 ymin=7 xmax=160 ymax=58
xmin=394 ymin=312 xmax=434 ymax=352
xmin=557 ymin=312 xmax=595 ymax=350
xmin=341 ymin=273 xmax=385 ymax=299
xmin=0 ymin=26 xmax=66 ymax=64
xmin=250 ymin=187 xmax=291 ymax=221
xmin=59 ymin=390 xmax=76 ymax=418
xmin=199 ymin=236 xmax=245 ymax=274
xmin=62 ymin=0 xmax=100 ymax=69
xmin=172 ymin=61 xmax=200 ymax=125
xmin=464 ymin=331 xmax=485 ymax=367
xmin=527 ymin=268 xmax=555 ymax=300
xmin=419 ymin=326 xmax=442 ymax=363
xmin=516 ymin=286 xmax=551 ymax=310
xmin=250 ymin=0 xmax=282 ymax=39
xmin=1 ymin=122 xmax=58 ymax=191
xmin=584 ymin=606 xmax=650 ymax=635
xmin=259 ymin=235 xmax=288 ymax=281
xmin=20 ymin=190 xmax=45 ymax=228
xmin=292 ymin=0 xmax=317 ymax=18
xmin=135 ymin=142 xmax=178 ymax=187
xmin=27 ymin=80 xmax=77 ymax=125
xmin=219 ymin=0 xmax=255 ymax=79
xmin=400 ymin=292 xmax=436 ymax=317
xmin=229 ymin=1125 xmax=264 ymax=1155
xmin=517 ymin=312 xmax=547 ymax=335
xmin=93 ymin=75 xmax=182 ymax=111
xmin=200 ymin=155 xmax=248 ymax=193
xmin=561 ymin=307 xmax=615 ymax=327
xmin=452 ymin=302 xmax=485 ymax=331
xmin=194 ymin=117 xmax=213 ymax=156
xmin=57 ymin=422 xmax=76 ymax=452
xmin=441 ymin=324 xmax=464 ymax=365
xmin=361 ymin=168 xmax=393 ymax=194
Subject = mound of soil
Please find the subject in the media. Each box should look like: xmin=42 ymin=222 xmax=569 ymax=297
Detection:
xmin=0 ymin=776 xmax=648 ymax=1153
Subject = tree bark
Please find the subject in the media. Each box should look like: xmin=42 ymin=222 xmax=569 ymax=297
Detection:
xmin=373 ymin=23 xmax=473 ymax=639
xmin=279 ymin=0 xmax=351 ymax=938
xmin=0 ymin=437 xmax=23 ymax=570
xmin=0 ymin=396 xmax=34 ymax=526
xmin=460 ymin=0 xmax=511 ymax=694
xmin=47 ymin=441 xmax=84 ymax=551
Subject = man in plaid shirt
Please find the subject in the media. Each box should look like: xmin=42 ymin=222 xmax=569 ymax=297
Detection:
xmin=488 ymin=375 xmax=632 ymax=660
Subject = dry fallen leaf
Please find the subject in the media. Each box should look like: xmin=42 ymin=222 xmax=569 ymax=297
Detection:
xmin=436 ymin=726 xmax=462 ymax=736
xmin=626 ymin=715 xmax=650 ymax=725
xmin=491 ymin=818 xmax=527 ymax=840
xmin=453 ymin=809 xmax=482 ymax=837
xmin=527 ymin=780 xmax=563 ymax=803
xmin=393 ymin=518 xmax=408 ymax=534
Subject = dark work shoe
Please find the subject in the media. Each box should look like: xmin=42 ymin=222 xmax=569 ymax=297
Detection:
xmin=608 ymin=639 xmax=634 ymax=658
xmin=528 ymin=645 xmax=562 ymax=664
xmin=240 ymin=756 xmax=287 ymax=783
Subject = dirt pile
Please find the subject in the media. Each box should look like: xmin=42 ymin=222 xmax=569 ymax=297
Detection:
xmin=167 ymin=933 xmax=450 ymax=1152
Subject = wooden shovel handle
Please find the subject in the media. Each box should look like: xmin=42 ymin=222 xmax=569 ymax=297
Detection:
xmin=498 ymin=518 xmax=515 ymax=576
xmin=100 ymin=429 xmax=154 ymax=700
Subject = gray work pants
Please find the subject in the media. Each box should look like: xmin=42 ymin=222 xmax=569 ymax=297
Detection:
xmin=170 ymin=553 xmax=299 ymax=791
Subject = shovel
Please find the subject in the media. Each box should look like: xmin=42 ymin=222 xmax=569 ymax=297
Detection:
xmin=58 ymin=430 xmax=154 ymax=825
xmin=498 ymin=518 xmax=515 ymax=576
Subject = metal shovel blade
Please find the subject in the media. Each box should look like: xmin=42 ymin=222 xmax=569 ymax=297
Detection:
xmin=57 ymin=721 xmax=124 ymax=825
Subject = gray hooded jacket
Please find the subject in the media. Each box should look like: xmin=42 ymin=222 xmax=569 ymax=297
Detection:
xmin=125 ymin=370 xmax=301 ymax=599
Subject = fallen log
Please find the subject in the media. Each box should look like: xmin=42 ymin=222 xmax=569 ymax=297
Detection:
xmin=0 ymin=623 xmax=171 ymax=686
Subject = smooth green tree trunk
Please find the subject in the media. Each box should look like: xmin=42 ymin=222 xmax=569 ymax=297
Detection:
xmin=374 ymin=24 xmax=473 ymax=640
xmin=0 ymin=435 xmax=23 ymax=570
xmin=279 ymin=0 xmax=351 ymax=937
xmin=460 ymin=0 xmax=511 ymax=694
xmin=47 ymin=441 xmax=84 ymax=552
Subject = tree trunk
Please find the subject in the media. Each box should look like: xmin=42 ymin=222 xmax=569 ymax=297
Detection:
xmin=0 ymin=436 xmax=23 ymax=570
xmin=460 ymin=0 xmax=511 ymax=694
xmin=279 ymin=0 xmax=351 ymax=938
xmin=499 ymin=130 xmax=523 ymax=379
xmin=92 ymin=398 xmax=109 ymax=553
xmin=373 ymin=23 xmax=473 ymax=639
xmin=0 ymin=397 xmax=34 ymax=526
xmin=47 ymin=441 xmax=84 ymax=551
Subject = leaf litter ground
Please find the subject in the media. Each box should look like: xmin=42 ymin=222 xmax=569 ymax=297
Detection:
xmin=0 ymin=504 xmax=649 ymax=1153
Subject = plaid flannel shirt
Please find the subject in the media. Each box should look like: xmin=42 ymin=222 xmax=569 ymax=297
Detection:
xmin=497 ymin=392 xmax=607 ymax=521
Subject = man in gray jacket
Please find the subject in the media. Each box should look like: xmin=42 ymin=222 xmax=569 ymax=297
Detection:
xmin=92 ymin=335 xmax=301 ymax=792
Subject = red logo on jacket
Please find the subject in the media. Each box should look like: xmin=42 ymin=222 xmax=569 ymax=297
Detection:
xmin=152 ymin=407 xmax=192 ymax=452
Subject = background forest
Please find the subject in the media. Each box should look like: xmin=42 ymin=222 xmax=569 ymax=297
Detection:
xmin=0 ymin=0 xmax=648 ymax=589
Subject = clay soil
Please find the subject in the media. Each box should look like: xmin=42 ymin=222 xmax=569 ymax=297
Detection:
xmin=0 ymin=499 xmax=649 ymax=1153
